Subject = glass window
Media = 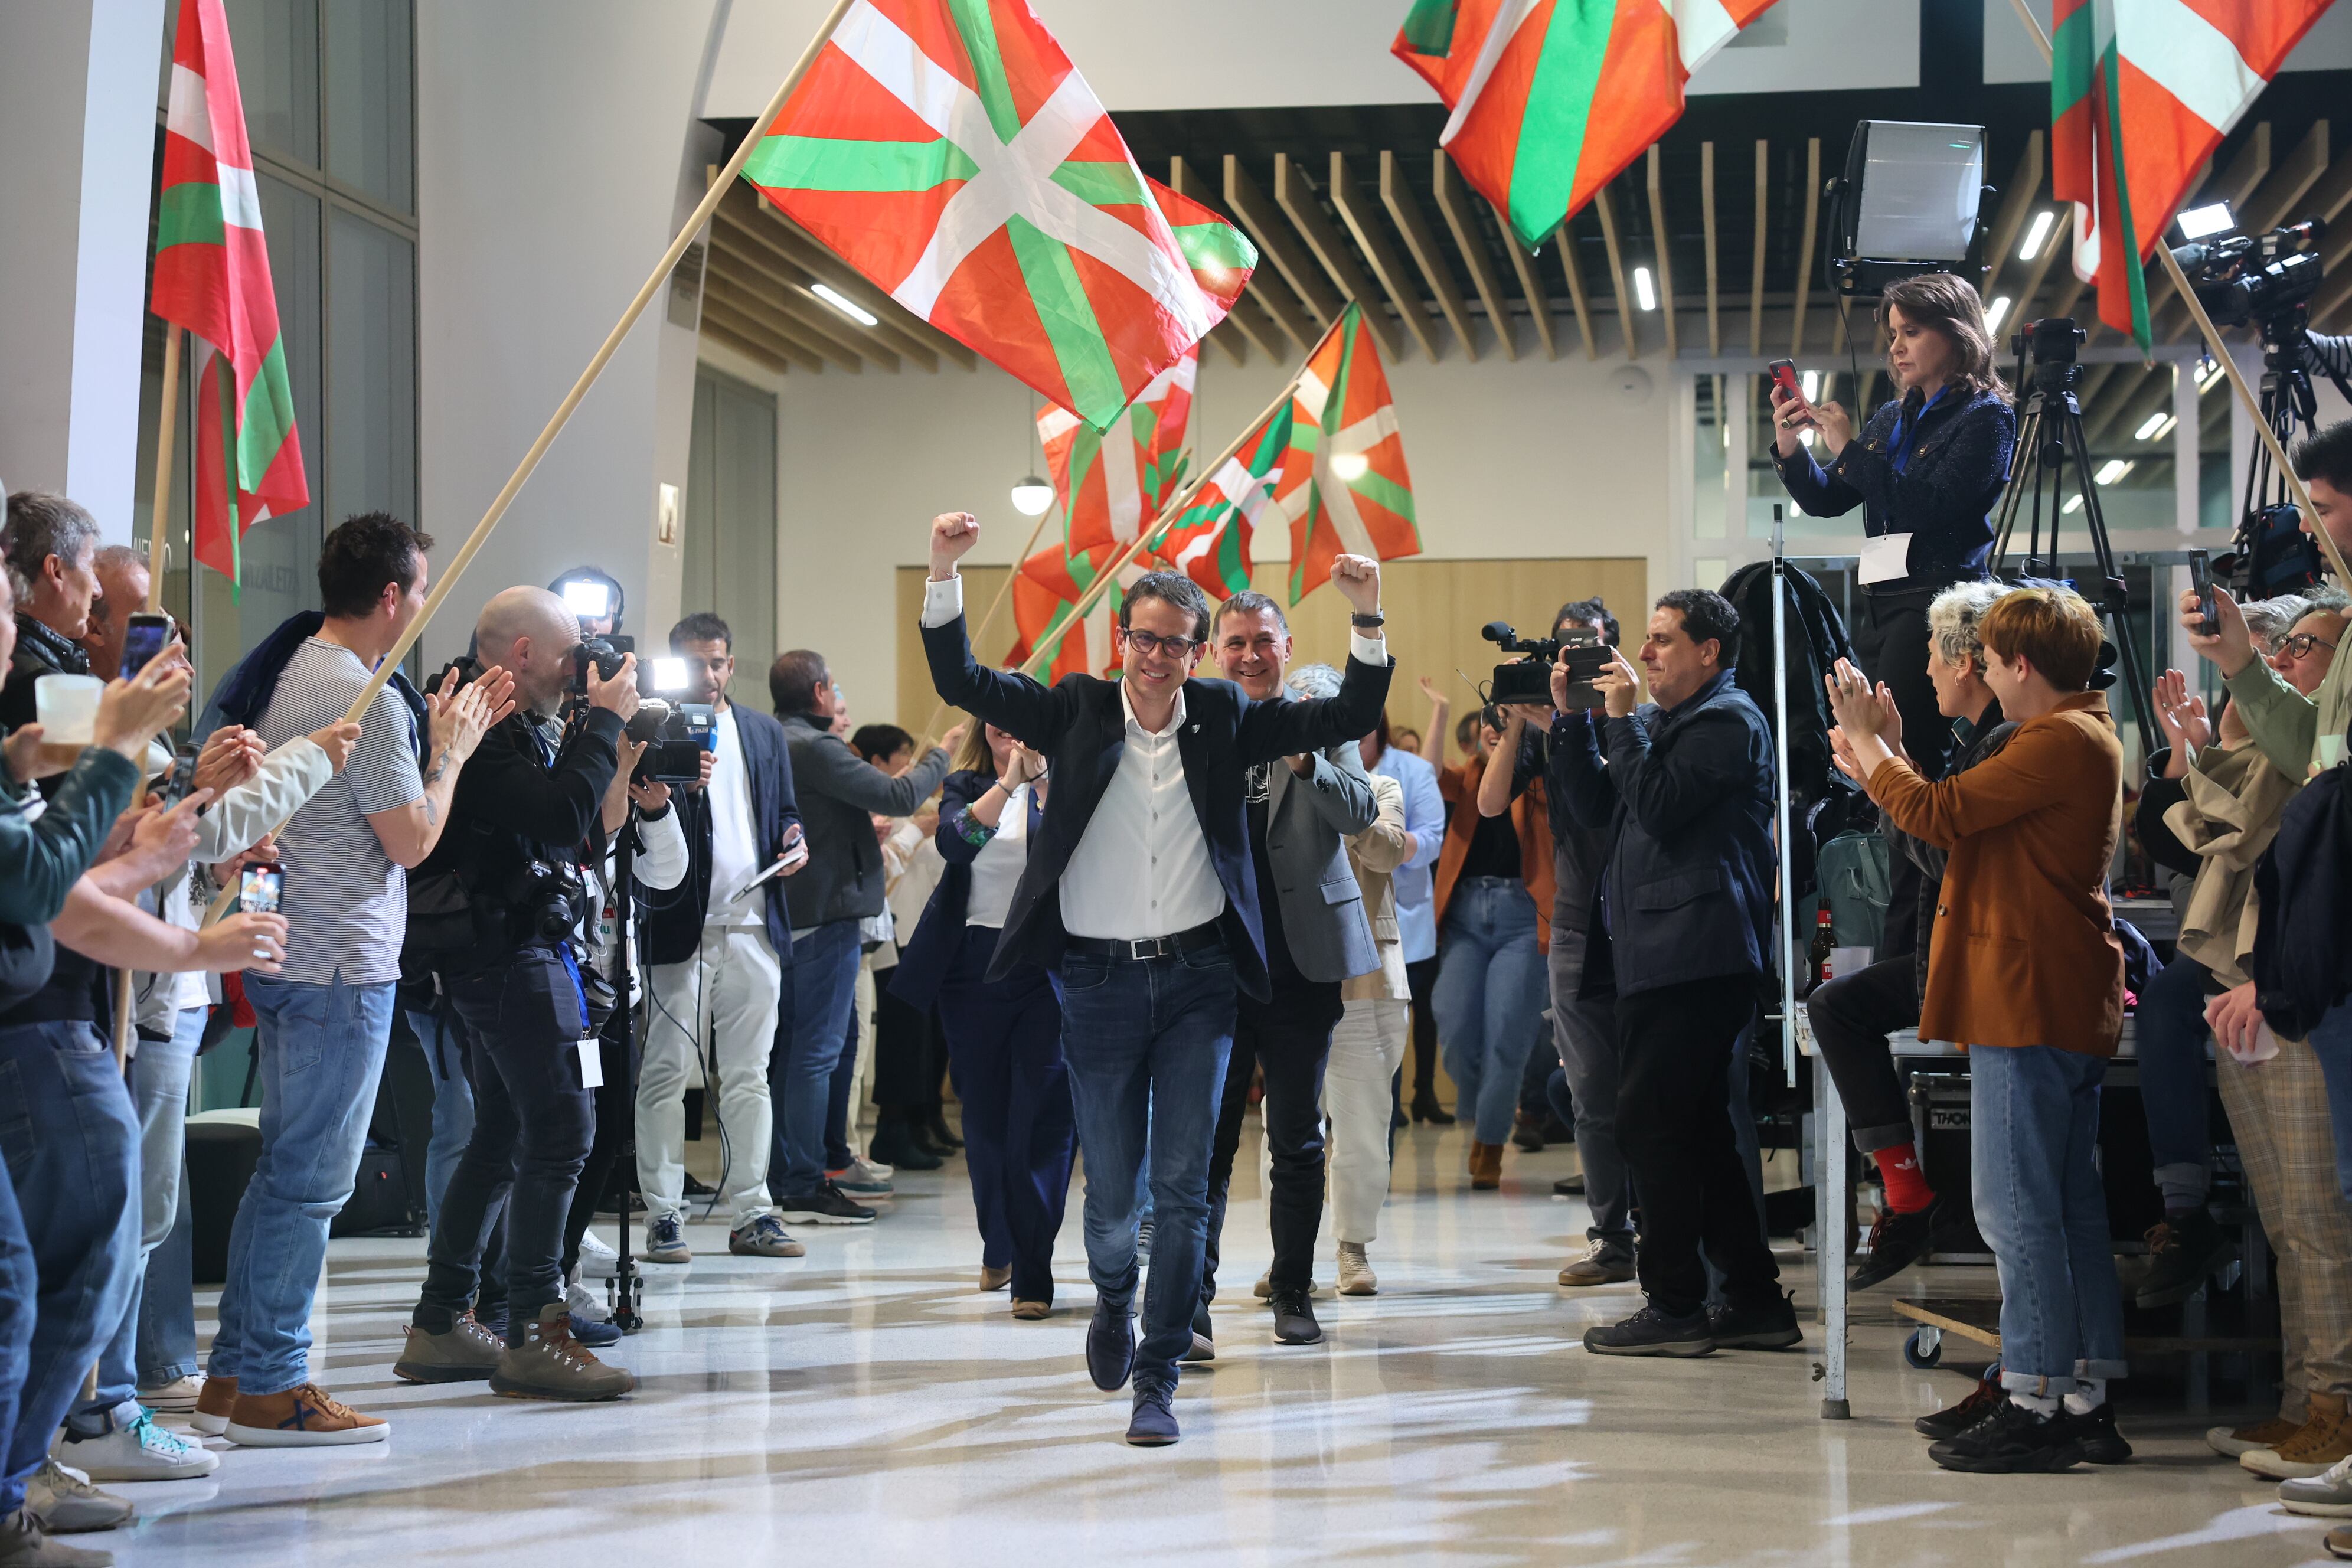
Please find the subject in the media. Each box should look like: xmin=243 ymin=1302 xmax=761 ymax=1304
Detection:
xmin=324 ymin=0 xmax=413 ymax=212
xmin=326 ymin=210 xmax=416 ymax=525
xmin=220 ymin=0 xmax=319 ymax=168
xmin=685 ymin=367 xmax=780 ymax=678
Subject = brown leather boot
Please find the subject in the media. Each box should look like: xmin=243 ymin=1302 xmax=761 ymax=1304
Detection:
xmin=2243 ymin=1393 xmax=2352 ymax=1480
xmin=490 ymin=1302 xmax=635 ymax=1402
xmin=1469 ymin=1141 xmax=1502 ymax=1189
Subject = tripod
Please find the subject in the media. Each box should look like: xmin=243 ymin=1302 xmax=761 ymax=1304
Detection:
xmin=1990 ymin=319 xmax=2158 ymax=762
xmin=2235 ymin=305 xmax=2350 ymax=593
xmin=605 ymin=814 xmax=647 ymax=1331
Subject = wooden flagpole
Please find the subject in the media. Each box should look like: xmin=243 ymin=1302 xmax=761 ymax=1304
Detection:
xmin=1018 ymin=374 xmax=1302 ymax=678
xmin=2003 ymin=0 xmax=2352 ymax=586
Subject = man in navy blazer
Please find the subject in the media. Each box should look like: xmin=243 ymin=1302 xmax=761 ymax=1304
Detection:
xmin=919 ymin=511 xmax=1392 ymax=1447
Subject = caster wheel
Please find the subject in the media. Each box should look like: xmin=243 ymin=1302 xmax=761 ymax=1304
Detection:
xmin=1903 ymin=1327 xmax=1942 ymax=1369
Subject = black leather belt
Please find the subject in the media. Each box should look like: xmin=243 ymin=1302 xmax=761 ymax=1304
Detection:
xmin=1063 ymin=920 xmax=1223 ymax=963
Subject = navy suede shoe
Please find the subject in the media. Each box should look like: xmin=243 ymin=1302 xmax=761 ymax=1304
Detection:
xmin=1087 ymin=1301 xmax=1134 ymax=1392
xmin=1126 ymin=1375 xmax=1178 ymax=1446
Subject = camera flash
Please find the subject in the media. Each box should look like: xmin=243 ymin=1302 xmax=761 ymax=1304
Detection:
xmin=649 ymin=657 xmax=690 ymax=692
xmin=562 ymin=580 xmax=613 ymax=619
xmin=2175 ymin=202 xmax=2233 ymax=241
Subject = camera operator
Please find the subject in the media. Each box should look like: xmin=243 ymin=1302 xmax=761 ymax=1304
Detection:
xmin=391 ymin=586 xmax=636 ymax=1402
xmin=1772 ymin=275 xmax=2017 ymax=962
xmin=1552 ymin=590 xmax=1792 ymax=1358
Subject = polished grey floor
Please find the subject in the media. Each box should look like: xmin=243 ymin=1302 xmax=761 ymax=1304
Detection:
xmin=107 ymin=1121 xmax=2336 ymax=1566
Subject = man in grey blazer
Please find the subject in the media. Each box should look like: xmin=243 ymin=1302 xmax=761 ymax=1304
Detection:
xmin=1197 ymin=592 xmax=1380 ymax=1347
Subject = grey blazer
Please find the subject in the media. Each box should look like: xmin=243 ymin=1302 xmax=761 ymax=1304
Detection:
xmin=1256 ymin=732 xmax=1382 ymax=985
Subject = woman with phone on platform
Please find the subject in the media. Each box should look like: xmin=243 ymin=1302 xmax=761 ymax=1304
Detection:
xmin=1772 ymin=271 xmax=2016 ymax=955
xmin=891 ymin=721 xmax=1072 ymax=1320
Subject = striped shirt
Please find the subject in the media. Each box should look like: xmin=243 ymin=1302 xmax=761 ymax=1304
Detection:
xmin=251 ymin=638 xmax=424 ymax=984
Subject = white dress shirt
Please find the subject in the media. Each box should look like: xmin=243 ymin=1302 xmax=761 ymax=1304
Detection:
xmin=705 ymin=707 xmax=760 ymax=919
xmin=922 ymin=573 xmax=1389 ymax=943
xmin=966 ymin=780 xmax=1031 ymax=930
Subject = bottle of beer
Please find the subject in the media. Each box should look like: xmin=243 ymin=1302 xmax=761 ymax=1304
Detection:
xmin=1807 ymin=905 xmax=1837 ymax=994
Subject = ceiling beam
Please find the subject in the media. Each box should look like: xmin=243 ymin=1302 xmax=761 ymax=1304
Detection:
xmin=2242 ymin=119 xmax=2328 ymax=232
xmin=1749 ymin=139 xmax=1769 ymax=357
xmin=2006 ymin=205 xmax=2072 ymax=328
xmin=1330 ymin=152 xmax=1444 ymax=361
xmin=1593 ymin=180 xmax=1636 ymax=359
xmin=1273 ymin=154 xmax=1406 ymax=360
xmin=702 ymin=320 xmax=799 ymax=375
xmin=705 ymin=279 xmax=861 ymax=372
xmin=1645 ymin=145 xmax=1678 ymax=360
xmin=1555 ymin=220 xmax=1598 ymax=360
xmin=711 ymin=205 xmax=932 ymax=371
xmin=1497 ymin=208 xmax=1557 ymax=360
xmin=1221 ymin=288 xmax=1286 ymax=361
xmin=737 ymin=192 xmax=973 ymax=368
xmin=2086 ymin=365 xmax=2180 ymax=449
xmin=1224 ymin=156 xmax=1343 ymax=330
xmin=1379 ymin=149 xmax=1479 ymax=362
xmin=1433 ymin=151 xmax=1518 ymax=361
xmin=703 ymin=301 xmax=823 ymax=373
xmin=705 ymin=230 xmax=898 ymax=370
xmin=1701 ymin=141 xmax=1720 ymax=358
xmin=2201 ymin=122 xmax=2272 ymax=211
xmin=2301 ymin=139 xmax=2352 ymax=226
xmin=1791 ymin=137 xmax=1821 ymax=357
xmin=1168 ymin=155 xmax=1295 ymax=358
xmin=1979 ymin=129 xmax=2047 ymax=303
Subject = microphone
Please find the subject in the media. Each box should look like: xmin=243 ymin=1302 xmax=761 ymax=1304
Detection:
xmin=1480 ymin=621 xmax=1515 ymax=646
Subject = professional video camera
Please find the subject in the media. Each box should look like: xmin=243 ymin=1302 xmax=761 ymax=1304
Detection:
xmin=2171 ymin=219 xmax=2327 ymax=334
xmin=2009 ymin=315 xmax=2085 ymax=393
xmin=625 ymin=697 xmax=715 ymax=786
xmin=1481 ymin=620 xmax=1611 ymax=708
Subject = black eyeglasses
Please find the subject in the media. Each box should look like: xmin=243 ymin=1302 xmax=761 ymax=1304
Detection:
xmin=1122 ymin=629 xmax=1202 ymax=659
xmin=2280 ymin=632 xmax=2340 ymax=659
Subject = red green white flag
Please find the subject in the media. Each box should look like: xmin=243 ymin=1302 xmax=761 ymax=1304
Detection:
xmin=2050 ymin=0 xmax=2331 ymax=352
xmin=151 ymin=0 xmax=309 ymax=587
xmin=1157 ymin=401 xmax=1293 ymax=598
xmin=1394 ymin=0 xmax=1780 ymax=250
xmin=743 ymin=0 xmax=1257 ymax=432
xmin=1275 ymin=305 xmax=1420 ymax=605
xmin=1006 ymin=540 xmax=1171 ymax=681
xmin=1038 ymin=347 xmax=1195 ymax=551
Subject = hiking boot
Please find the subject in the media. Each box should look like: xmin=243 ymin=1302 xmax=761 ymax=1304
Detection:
xmin=776 ymin=1183 xmax=876 ymax=1226
xmin=189 ymin=1375 xmax=237 ymax=1437
xmin=1468 ymin=1141 xmax=1503 ymax=1190
xmin=1269 ymin=1288 xmax=1322 ymax=1345
xmin=1706 ymin=1291 xmax=1802 ymax=1351
xmin=642 ymin=1211 xmax=691 ymax=1264
xmin=2243 ymin=1394 xmax=2352 ymax=1480
xmin=489 ymin=1302 xmax=635 ymax=1402
xmin=0 ymin=1510 xmax=112 ymax=1568
xmin=728 ymin=1215 xmax=806 ymax=1257
xmin=1916 ymin=1371 xmax=2006 ymax=1440
xmin=1928 ymin=1399 xmax=2084 ymax=1473
xmin=2052 ymin=1402 xmax=2134 ymax=1464
xmin=1335 ymin=1242 xmax=1377 ymax=1296
xmin=2210 ymin=1415 xmax=2305 ymax=1458
xmin=57 ymin=1412 xmax=219 ymax=1482
xmin=1583 ymin=1304 xmax=1714 ymax=1358
xmin=1850 ymin=1199 xmax=1940 ymax=1291
xmin=1126 ymin=1374 xmax=1179 ymax=1447
xmin=1557 ymin=1238 xmax=1637 ymax=1288
xmin=2137 ymin=1210 xmax=2235 ymax=1309
xmin=22 ymin=1462 xmax=131 ymax=1534
xmin=224 ymin=1383 xmax=388 ymax=1446
xmin=393 ymin=1311 xmax=505 ymax=1383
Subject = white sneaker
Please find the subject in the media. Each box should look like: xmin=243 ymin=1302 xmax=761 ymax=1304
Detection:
xmin=564 ymin=1280 xmax=613 ymax=1325
xmin=135 ymin=1375 xmax=204 ymax=1415
xmin=1335 ymin=1242 xmax=1377 ymax=1296
xmin=576 ymin=1229 xmax=620 ymax=1280
xmin=59 ymin=1413 xmax=220 ymax=1483
xmin=2281 ymin=1455 xmax=2352 ymax=1518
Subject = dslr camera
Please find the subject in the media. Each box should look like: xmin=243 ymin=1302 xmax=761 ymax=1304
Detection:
xmin=498 ymin=855 xmax=586 ymax=946
xmin=568 ymin=634 xmax=635 ymax=696
xmin=1482 ymin=620 xmax=1612 ymax=709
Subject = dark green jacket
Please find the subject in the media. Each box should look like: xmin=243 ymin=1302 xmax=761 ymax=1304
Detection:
xmin=0 ymin=741 xmax=140 ymax=925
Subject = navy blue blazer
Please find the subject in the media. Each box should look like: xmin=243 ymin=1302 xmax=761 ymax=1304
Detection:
xmin=920 ymin=612 xmax=1393 ymax=1001
xmin=890 ymin=768 xmax=1045 ymax=1011
xmin=640 ymin=704 xmax=803 ymax=965
xmin=1773 ymin=386 xmax=2015 ymax=590
xmin=1552 ymin=670 xmax=1777 ymax=998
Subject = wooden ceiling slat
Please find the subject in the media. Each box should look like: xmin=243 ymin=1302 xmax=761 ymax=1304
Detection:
xmin=705 ymin=282 xmax=861 ymax=372
xmin=1791 ymin=137 xmax=1821 ymax=357
xmin=1644 ymin=146 xmax=1678 ymax=361
xmin=705 ymin=230 xmax=896 ymax=370
xmin=1378 ymin=150 xmax=1480 ymax=362
xmin=1433 ymin=151 xmax=1519 ymax=362
xmin=2242 ymin=120 xmax=2328 ymax=232
xmin=1593 ymin=181 xmax=1636 ymax=360
xmin=2006 ymin=207 xmax=2072 ymax=327
xmin=737 ymin=192 xmax=972 ymax=369
xmin=2202 ymin=122 xmax=2272 ymax=211
xmin=1331 ymin=152 xmax=1445 ymax=361
xmin=703 ymin=301 xmax=823 ymax=373
xmin=1167 ymin=154 xmax=1289 ymax=360
xmin=1749 ymin=139 xmax=1769 ymax=357
xmin=1701 ymin=141 xmax=1720 ymax=358
xmin=1223 ymin=156 xmax=1343 ymax=329
xmin=2085 ymin=365 xmax=2178 ymax=449
xmin=709 ymin=219 xmax=934 ymax=371
xmin=1979 ymin=130 xmax=2046 ymax=304
xmin=2301 ymin=141 xmax=2352 ymax=226
xmin=1495 ymin=214 xmax=1557 ymax=360
xmin=1555 ymin=221 xmax=1598 ymax=361
xmin=1274 ymin=153 xmax=1406 ymax=360
xmin=703 ymin=320 xmax=800 ymax=375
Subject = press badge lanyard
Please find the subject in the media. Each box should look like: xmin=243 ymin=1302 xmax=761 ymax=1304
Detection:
xmin=530 ymin=717 xmax=602 ymax=1085
xmin=1887 ymin=387 xmax=1947 ymax=475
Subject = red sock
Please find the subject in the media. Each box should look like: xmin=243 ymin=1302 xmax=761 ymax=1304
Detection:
xmin=1875 ymin=1144 xmax=1935 ymax=1214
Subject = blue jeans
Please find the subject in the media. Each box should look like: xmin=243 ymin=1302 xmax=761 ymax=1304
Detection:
xmin=0 ymin=1161 xmax=32 ymax=1514
xmin=2311 ymin=1001 xmax=2352 ymax=1207
xmin=73 ymin=1005 xmax=205 ymax=1433
xmin=1052 ymin=936 xmax=1237 ymax=1385
xmin=0 ymin=1022 xmax=139 ymax=1515
xmin=937 ymin=931 xmax=1073 ymax=1304
xmin=2135 ymin=950 xmax=2214 ymax=1207
xmin=1969 ymin=1044 xmax=2127 ymax=1396
xmin=208 ymin=973 xmax=396 ymax=1397
xmin=137 ymin=1181 xmax=197 ymax=1389
xmin=770 ymin=920 xmax=860 ymax=1200
xmin=1432 ymin=877 xmax=1547 ymax=1146
xmin=406 ymin=1005 xmax=476 ymax=1232
xmin=824 ymin=998 xmax=860 ymax=1171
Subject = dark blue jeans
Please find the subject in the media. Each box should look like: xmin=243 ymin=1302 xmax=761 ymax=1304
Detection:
xmin=1052 ymin=936 xmax=1237 ymax=1385
xmin=824 ymin=991 xmax=860 ymax=1171
xmin=772 ymin=919 xmax=861 ymax=1199
xmin=417 ymin=948 xmax=594 ymax=1345
xmin=938 ymin=929 xmax=1073 ymax=1303
xmin=2135 ymin=950 xmax=2215 ymax=1207
xmin=0 ymin=1022 xmax=139 ymax=1515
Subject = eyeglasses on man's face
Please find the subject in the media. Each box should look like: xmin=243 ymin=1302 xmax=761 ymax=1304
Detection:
xmin=2279 ymin=632 xmax=2340 ymax=660
xmin=1121 ymin=629 xmax=1202 ymax=660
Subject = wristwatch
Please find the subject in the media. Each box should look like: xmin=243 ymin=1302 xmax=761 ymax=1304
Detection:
xmin=1350 ymin=612 xmax=1386 ymax=629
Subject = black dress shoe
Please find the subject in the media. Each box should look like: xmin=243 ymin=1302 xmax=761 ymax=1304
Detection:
xmin=1410 ymin=1093 xmax=1456 ymax=1126
xmin=1583 ymin=1304 xmax=1714 ymax=1357
xmin=1269 ymin=1288 xmax=1322 ymax=1345
xmin=923 ymin=1109 xmax=965 ymax=1151
xmin=868 ymin=1119 xmax=943 ymax=1172
xmin=1706 ymin=1291 xmax=1802 ymax=1350
xmin=1126 ymin=1374 xmax=1179 ymax=1446
xmin=1915 ymin=1372 xmax=2005 ymax=1440
xmin=1087 ymin=1301 xmax=1135 ymax=1391
xmin=1928 ymin=1398 xmax=2085 ymax=1473
xmin=1850 ymin=1198 xmax=1941 ymax=1291
xmin=1553 ymin=1174 xmax=1586 ymax=1196
xmin=1511 ymin=1112 xmax=1547 ymax=1153
xmin=2050 ymin=1401 xmax=2134 ymax=1464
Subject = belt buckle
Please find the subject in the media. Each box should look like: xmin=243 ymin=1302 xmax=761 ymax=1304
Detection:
xmin=1126 ymin=935 xmax=1168 ymax=961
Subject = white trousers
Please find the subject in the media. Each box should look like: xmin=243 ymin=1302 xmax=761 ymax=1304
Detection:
xmin=1325 ymin=997 xmax=1412 ymax=1246
xmin=638 ymin=922 xmax=782 ymax=1225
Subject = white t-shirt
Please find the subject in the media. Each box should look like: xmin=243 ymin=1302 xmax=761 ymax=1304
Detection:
xmin=967 ymin=782 xmax=1028 ymax=930
xmin=706 ymin=706 xmax=759 ymax=917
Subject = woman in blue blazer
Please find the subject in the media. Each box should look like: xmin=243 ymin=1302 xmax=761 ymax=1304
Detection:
xmin=892 ymin=723 xmax=1071 ymax=1318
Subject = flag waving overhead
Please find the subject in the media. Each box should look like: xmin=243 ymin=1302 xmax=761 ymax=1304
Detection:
xmin=1278 ymin=305 xmax=1420 ymax=605
xmin=2050 ymin=0 xmax=2332 ymax=351
xmin=1394 ymin=0 xmax=1781 ymax=250
xmin=744 ymin=0 xmax=1256 ymax=431
xmin=1158 ymin=402 xmax=1293 ymax=597
xmin=1040 ymin=348 xmax=1195 ymax=551
xmin=151 ymin=0 xmax=309 ymax=587
xmin=1007 ymin=541 xmax=1171 ymax=682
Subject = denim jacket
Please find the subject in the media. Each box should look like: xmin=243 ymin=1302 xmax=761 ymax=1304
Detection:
xmin=1775 ymin=386 xmax=2015 ymax=592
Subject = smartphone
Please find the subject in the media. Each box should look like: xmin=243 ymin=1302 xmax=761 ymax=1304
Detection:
xmin=123 ymin=612 xmax=172 ymax=679
xmin=2188 ymin=548 xmax=2217 ymax=635
xmin=156 ymin=741 xmax=200 ymax=805
xmin=240 ymin=864 xmax=283 ymax=915
xmin=1766 ymin=358 xmax=1804 ymax=409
